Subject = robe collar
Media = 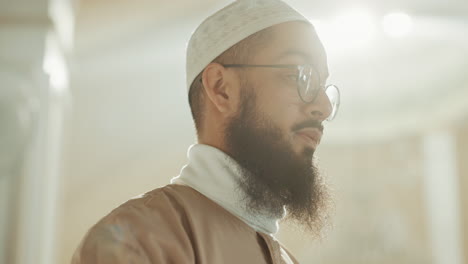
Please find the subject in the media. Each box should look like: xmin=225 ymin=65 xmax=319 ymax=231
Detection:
xmin=171 ymin=144 xmax=284 ymax=235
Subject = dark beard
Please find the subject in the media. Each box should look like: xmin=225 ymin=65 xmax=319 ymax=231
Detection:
xmin=224 ymin=87 xmax=328 ymax=235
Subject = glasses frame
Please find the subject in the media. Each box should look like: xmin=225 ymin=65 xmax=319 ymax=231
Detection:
xmin=223 ymin=64 xmax=325 ymax=102
xmin=222 ymin=64 xmax=340 ymax=121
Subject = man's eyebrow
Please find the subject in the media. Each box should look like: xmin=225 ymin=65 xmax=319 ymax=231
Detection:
xmin=274 ymin=49 xmax=313 ymax=62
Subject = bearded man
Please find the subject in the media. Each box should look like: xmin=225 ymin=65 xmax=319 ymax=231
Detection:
xmin=72 ymin=0 xmax=340 ymax=263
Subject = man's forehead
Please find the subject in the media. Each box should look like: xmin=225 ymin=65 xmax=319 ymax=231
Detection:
xmin=274 ymin=49 xmax=312 ymax=62
xmin=266 ymin=23 xmax=330 ymax=80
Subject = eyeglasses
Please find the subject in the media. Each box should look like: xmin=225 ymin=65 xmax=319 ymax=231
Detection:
xmin=223 ymin=64 xmax=340 ymax=121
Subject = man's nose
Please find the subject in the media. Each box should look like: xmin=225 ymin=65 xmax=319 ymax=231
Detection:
xmin=304 ymin=88 xmax=332 ymax=121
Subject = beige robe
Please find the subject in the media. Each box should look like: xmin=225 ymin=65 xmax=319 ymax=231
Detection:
xmin=71 ymin=184 xmax=299 ymax=264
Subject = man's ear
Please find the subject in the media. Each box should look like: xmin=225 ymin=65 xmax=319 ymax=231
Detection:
xmin=201 ymin=62 xmax=239 ymax=115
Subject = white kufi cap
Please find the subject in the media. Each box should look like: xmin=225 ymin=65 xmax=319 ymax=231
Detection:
xmin=186 ymin=0 xmax=311 ymax=92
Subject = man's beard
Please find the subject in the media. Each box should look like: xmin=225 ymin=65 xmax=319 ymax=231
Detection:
xmin=224 ymin=86 xmax=329 ymax=235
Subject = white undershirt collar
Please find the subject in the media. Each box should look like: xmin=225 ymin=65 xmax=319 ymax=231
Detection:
xmin=170 ymin=144 xmax=284 ymax=235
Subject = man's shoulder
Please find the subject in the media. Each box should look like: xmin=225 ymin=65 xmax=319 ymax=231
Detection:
xmin=97 ymin=184 xmax=203 ymax=226
xmin=72 ymin=185 xmax=203 ymax=263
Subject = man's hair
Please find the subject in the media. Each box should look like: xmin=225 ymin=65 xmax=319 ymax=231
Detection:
xmin=188 ymin=27 xmax=274 ymax=135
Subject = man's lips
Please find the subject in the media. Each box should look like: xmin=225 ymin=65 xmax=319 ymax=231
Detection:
xmin=295 ymin=128 xmax=322 ymax=146
xmin=292 ymin=120 xmax=324 ymax=133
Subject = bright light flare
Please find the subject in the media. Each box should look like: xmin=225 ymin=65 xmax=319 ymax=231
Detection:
xmin=382 ymin=12 xmax=413 ymax=37
xmin=313 ymin=8 xmax=377 ymax=53
xmin=334 ymin=8 xmax=376 ymax=43
xmin=43 ymin=32 xmax=69 ymax=93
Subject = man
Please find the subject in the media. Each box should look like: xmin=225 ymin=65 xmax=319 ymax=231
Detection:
xmin=72 ymin=0 xmax=340 ymax=263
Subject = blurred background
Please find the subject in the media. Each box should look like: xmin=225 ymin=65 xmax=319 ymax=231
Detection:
xmin=0 ymin=0 xmax=467 ymax=263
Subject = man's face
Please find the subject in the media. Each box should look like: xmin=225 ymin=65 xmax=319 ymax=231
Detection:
xmin=224 ymin=21 xmax=330 ymax=232
xmin=241 ymin=21 xmax=332 ymax=158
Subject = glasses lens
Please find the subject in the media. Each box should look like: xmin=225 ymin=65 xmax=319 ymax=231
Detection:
xmin=298 ymin=66 xmax=320 ymax=102
xmin=325 ymin=84 xmax=340 ymax=121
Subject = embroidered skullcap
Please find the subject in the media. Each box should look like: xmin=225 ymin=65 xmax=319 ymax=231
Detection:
xmin=186 ymin=0 xmax=311 ymax=91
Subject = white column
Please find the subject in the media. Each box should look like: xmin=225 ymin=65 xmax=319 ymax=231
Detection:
xmin=422 ymin=130 xmax=464 ymax=264
xmin=0 ymin=0 xmax=74 ymax=263
xmin=0 ymin=68 xmax=36 ymax=264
